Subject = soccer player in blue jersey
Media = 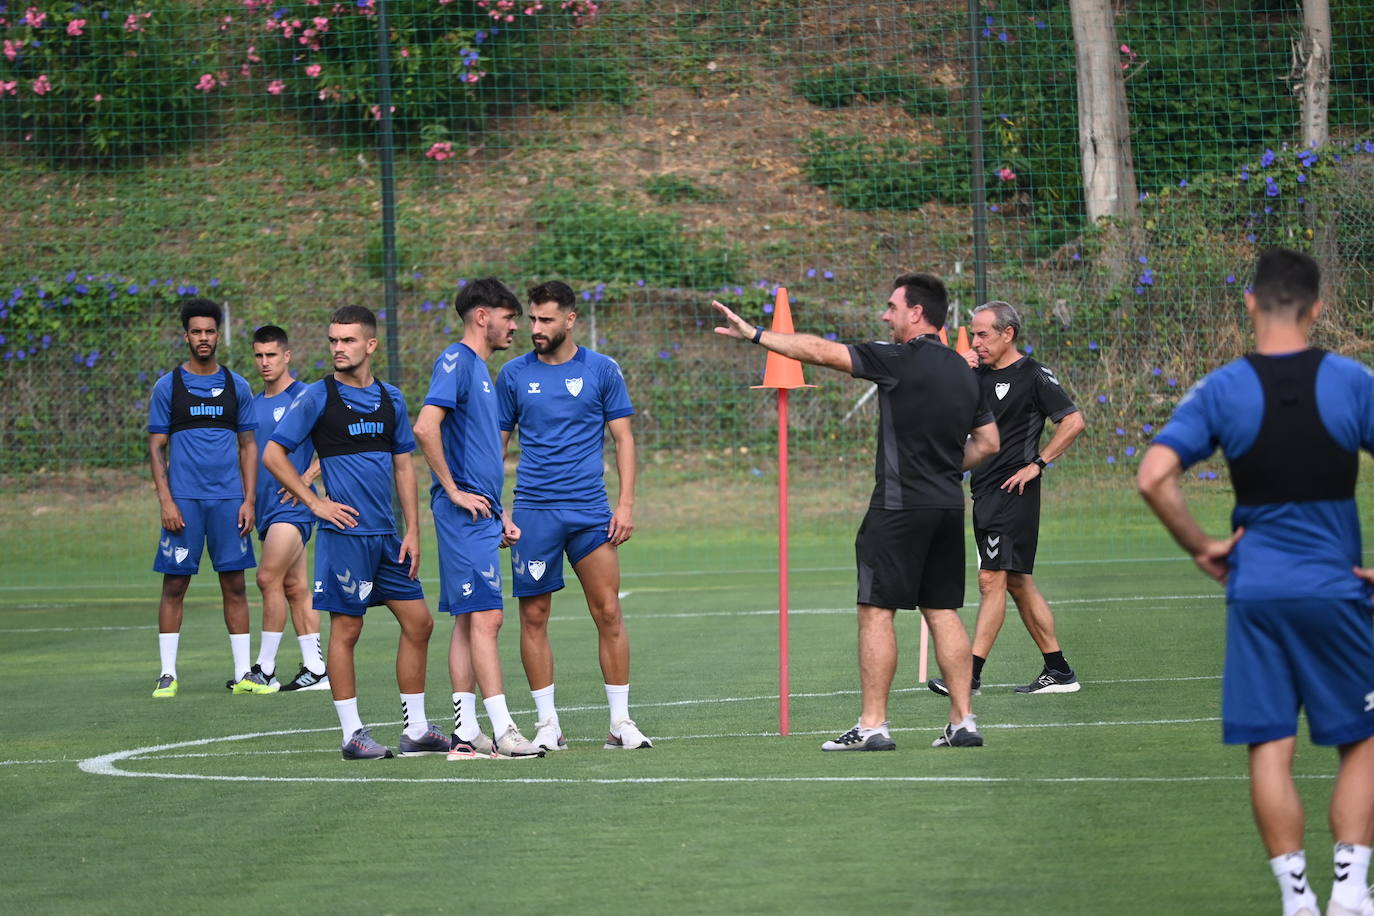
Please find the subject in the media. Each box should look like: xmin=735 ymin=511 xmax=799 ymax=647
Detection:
xmin=248 ymin=325 xmax=327 ymax=693
xmin=1139 ymin=248 xmax=1374 ymax=916
xmin=147 ymin=298 xmax=259 ymax=698
xmin=496 ymin=280 xmax=649 ymax=752
xmin=412 ymin=278 xmax=544 ymax=760
xmin=264 ymin=306 xmax=447 ymax=760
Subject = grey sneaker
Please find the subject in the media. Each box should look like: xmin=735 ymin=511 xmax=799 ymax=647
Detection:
xmin=397 ymin=724 xmax=451 ymax=757
xmin=932 ymin=719 xmax=984 ymax=748
xmin=341 ymin=728 xmax=394 ymax=760
xmin=821 ymin=722 xmax=896 ymax=751
xmin=493 ymin=723 xmax=545 ymax=759
xmin=446 ymin=732 xmax=496 ymax=760
xmin=1014 ymin=668 xmax=1081 ymax=694
xmin=531 ymin=718 xmax=568 ymax=751
xmin=927 ymin=676 xmax=981 ymax=697
xmin=279 ymin=665 xmax=330 ymax=692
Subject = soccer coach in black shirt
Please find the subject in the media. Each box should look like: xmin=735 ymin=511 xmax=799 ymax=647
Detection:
xmin=713 ymin=273 xmax=999 ymax=750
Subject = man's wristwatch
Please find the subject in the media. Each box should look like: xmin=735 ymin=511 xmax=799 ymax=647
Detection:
xmin=1033 ymin=456 xmax=1048 ymax=470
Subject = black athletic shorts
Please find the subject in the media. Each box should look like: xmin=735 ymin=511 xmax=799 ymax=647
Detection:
xmin=971 ymin=484 xmax=1041 ymax=574
xmin=854 ymin=507 xmax=965 ymax=610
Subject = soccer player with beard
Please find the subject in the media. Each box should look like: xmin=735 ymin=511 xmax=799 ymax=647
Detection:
xmin=147 ymin=298 xmax=259 ymax=698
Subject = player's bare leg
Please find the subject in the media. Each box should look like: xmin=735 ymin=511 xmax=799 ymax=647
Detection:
xmin=1332 ymin=735 xmax=1374 ymax=844
xmin=387 ymin=598 xmax=432 ymax=695
xmin=158 ymin=574 xmax=191 ymax=633
xmin=922 ymin=607 xmax=974 ymax=724
xmin=328 ymin=613 xmax=364 ymax=701
xmin=572 ymin=543 xmax=629 ymax=685
xmin=282 ymin=551 xmax=319 ymax=637
xmin=1250 ymin=737 xmax=1304 ymax=855
xmin=1006 ymin=572 xmax=1062 ymax=653
xmin=255 ymin=524 xmax=301 ymax=635
xmin=857 ymin=604 xmax=898 ymax=727
xmin=518 ymin=593 xmax=555 ymax=690
xmin=970 ymin=569 xmax=1009 ymax=659
xmin=218 ymin=570 xmax=250 ymax=635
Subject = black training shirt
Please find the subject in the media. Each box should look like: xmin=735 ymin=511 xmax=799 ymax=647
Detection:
xmin=969 ymin=356 xmax=1077 ymax=496
xmin=848 ymin=335 xmax=994 ymax=510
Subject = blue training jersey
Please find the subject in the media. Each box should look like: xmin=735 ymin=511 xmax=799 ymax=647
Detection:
xmin=253 ymin=380 xmax=315 ymax=527
xmin=147 ymin=366 xmax=257 ymax=500
xmin=1154 ymin=350 xmax=1374 ymax=601
xmin=422 ymin=343 xmax=504 ymax=509
xmin=497 ymin=346 xmax=634 ymax=509
xmin=269 ymin=377 xmax=416 ymax=536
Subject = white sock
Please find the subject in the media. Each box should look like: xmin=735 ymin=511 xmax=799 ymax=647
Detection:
xmin=484 ymin=693 xmax=515 ymax=737
xmin=298 ymin=633 xmax=325 ymax=675
xmin=158 ymin=633 xmax=179 ymax=678
xmin=1333 ymin=843 xmax=1373 ymax=909
xmin=452 ymin=692 xmax=480 ymax=741
xmin=256 ymin=631 xmax=283 ymax=675
xmin=532 ymin=684 xmax=558 ymax=724
xmin=400 ymin=692 xmax=429 ymax=740
xmin=958 ymin=714 xmax=978 ymax=733
xmin=335 ymin=697 xmax=364 ymax=743
xmin=605 ymin=683 xmax=629 ymax=730
xmin=1270 ymin=851 xmax=1317 ymax=915
xmin=229 ymin=633 xmax=251 ymax=680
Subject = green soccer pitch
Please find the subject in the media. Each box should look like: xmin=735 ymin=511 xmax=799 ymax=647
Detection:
xmin=1 ymin=480 xmax=1365 ymax=915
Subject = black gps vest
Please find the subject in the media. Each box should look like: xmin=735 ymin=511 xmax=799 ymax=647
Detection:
xmin=167 ymin=366 xmax=239 ymax=435
xmin=310 ymin=377 xmax=396 ymax=459
xmin=1227 ymin=349 xmax=1357 ymax=506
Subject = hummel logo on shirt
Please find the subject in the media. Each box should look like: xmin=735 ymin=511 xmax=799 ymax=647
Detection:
xmin=442 ymin=359 xmax=458 ymax=374
xmin=482 ymin=380 xmax=492 ymax=393
xmin=1039 ymin=367 xmax=1060 ymax=385
xmin=527 ymin=382 xmax=542 ymax=394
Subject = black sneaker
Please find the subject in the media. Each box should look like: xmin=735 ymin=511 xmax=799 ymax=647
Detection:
xmin=926 ymin=676 xmax=981 ymax=697
xmin=1014 ymin=668 xmax=1081 ymax=694
xmin=279 ymin=665 xmax=331 ymax=692
xmin=931 ymin=720 xmax=984 ymax=748
xmin=820 ymin=723 xmax=896 ymax=752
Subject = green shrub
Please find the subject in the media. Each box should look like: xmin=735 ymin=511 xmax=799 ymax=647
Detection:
xmin=0 ymin=5 xmax=223 ymax=161
xmin=643 ymin=175 xmax=725 ymax=204
xmin=794 ymin=62 xmax=948 ymax=115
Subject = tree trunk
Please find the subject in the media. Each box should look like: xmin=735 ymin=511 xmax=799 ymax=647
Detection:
xmin=1071 ymin=0 xmax=1139 ymax=228
xmin=1299 ymin=0 xmax=1332 ymax=148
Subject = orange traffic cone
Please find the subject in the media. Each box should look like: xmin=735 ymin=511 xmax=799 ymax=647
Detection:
xmin=938 ymin=326 xmax=949 ymax=346
xmin=955 ymin=325 xmax=969 ymax=352
xmin=752 ymin=287 xmax=816 ymax=390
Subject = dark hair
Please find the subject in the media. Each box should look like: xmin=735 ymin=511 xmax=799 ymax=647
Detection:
xmin=180 ymin=297 xmax=223 ymax=330
xmin=1251 ymin=247 xmax=1320 ymax=318
xmin=252 ymin=324 xmax=289 ymax=347
xmin=972 ymin=300 xmax=1021 ymax=342
xmin=330 ymin=305 xmax=377 ymax=334
xmin=454 ymin=277 xmax=522 ymax=322
xmin=527 ymin=280 xmax=576 ymax=311
xmin=892 ymin=273 xmax=949 ymax=329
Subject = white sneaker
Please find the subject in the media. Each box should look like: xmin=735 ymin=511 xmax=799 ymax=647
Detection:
xmin=493 ymin=723 xmax=545 ymax=759
xmin=1329 ymin=887 xmax=1374 ymax=916
xmin=605 ymin=718 xmax=653 ymax=749
xmin=531 ymin=718 xmax=567 ymax=751
xmin=446 ymin=731 xmax=496 ymax=760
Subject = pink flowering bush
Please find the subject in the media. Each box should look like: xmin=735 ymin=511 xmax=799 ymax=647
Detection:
xmin=0 ymin=4 xmax=227 ymax=161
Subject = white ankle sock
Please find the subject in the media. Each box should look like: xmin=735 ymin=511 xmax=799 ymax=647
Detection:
xmin=1270 ymin=851 xmax=1317 ymax=915
xmin=1333 ymin=843 xmax=1373 ymax=909
xmin=452 ymin=692 xmax=480 ymax=741
xmin=298 ymin=633 xmax=325 ymax=675
xmin=229 ymin=633 xmax=251 ymax=680
xmin=532 ymin=684 xmax=558 ymax=724
xmin=158 ymin=632 xmax=179 ymax=678
xmin=400 ymin=692 xmax=428 ymax=740
xmin=605 ymin=683 xmax=629 ymax=730
xmin=483 ymin=694 xmax=514 ymax=737
xmin=256 ymin=631 xmax=283 ymax=675
xmin=334 ymin=697 xmax=364 ymax=743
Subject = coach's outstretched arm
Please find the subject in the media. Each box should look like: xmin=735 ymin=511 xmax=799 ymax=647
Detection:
xmin=1137 ymin=443 xmax=1243 ymax=584
xmin=712 ymin=300 xmax=852 ymax=374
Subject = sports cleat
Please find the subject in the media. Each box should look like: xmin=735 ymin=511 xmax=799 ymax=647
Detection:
xmin=932 ymin=720 xmax=984 ymax=748
xmin=232 ymin=663 xmax=280 ymax=695
xmin=605 ymin=718 xmax=653 ymax=749
xmin=446 ymin=732 xmax=497 ymax=760
xmin=493 ymin=723 xmax=545 ymax=759
xmin=531 ymin=718 xmax=568 ymax=752
xmin=279 ymin=665 xmax=330 ymax=692
xmin=927 ymin=677 xmax=981 ymax=697
xmin=397 ymin=724 xmax=451 ymax=757
xmin=821 ymin=722 xmax=896 ymax=752
xmin=1328 ymin=887 xmax=1374 ymax=916
xmin=1014 ymin=668 xmax=1081 ymax=694
xmin=341 ymin=727 xmax=393 ymax=760
xmin=152 ymin=674 xmax=178 ymax=698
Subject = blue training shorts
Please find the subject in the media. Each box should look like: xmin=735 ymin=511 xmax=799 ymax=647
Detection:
xmin=509 ymin=506 xmax=613 ymax=598
xmin=1223 ymin=597 xmax=1374 ymax=747
xmin=153 ymin=497 xmax=256 ymax=575
xmin=311 ymin=529 xmax=424 ymax=616
xmin=431 ymin=495 xmax=503 ymax=616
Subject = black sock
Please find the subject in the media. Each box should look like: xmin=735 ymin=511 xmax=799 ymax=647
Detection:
xmin=1043 ymin=651 xmax=1069 ymax=673
xmin=971 ymin=655 xmax=986 ymax=680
